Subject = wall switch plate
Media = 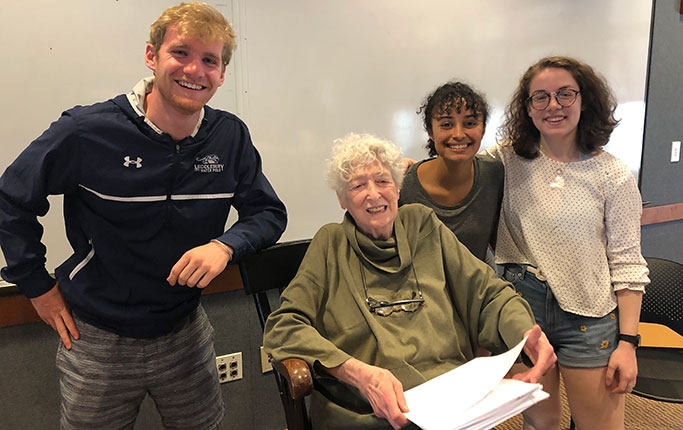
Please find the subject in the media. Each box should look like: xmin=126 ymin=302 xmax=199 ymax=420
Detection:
xmin=672 ymin=141 xmax=681 ymax=163
xmin=259 ymin=346 xmax=273 ymax=374
xmin=216 ymin=352 xmax=243 ymax=383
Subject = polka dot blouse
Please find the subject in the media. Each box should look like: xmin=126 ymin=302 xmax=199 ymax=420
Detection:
xmin=488 ymin=145 xmax=649 ymax=317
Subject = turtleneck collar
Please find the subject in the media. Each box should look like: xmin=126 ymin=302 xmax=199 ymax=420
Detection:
xmin=342 ymin=212 xmax=412 ymax=273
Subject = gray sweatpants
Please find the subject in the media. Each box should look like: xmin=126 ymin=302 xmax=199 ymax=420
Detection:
xmin=56 ymin=305 xmax=224 ymax=430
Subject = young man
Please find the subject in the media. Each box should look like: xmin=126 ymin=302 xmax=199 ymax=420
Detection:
xmin=0 ymin=2 xmax=286 ymax=429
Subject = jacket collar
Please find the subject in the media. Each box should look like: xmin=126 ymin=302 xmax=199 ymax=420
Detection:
xmin=125 ymin=76 xmax=205 ymax=138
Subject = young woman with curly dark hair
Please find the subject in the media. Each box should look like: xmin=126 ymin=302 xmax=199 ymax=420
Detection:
xmin=490 ymin=56 xmax=649 ymax=430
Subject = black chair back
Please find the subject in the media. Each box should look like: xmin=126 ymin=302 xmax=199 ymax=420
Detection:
xmin=239 ymin=239 xmax=312 ymax=430
xmin=642 ymin=257 xmax=683 ymax=336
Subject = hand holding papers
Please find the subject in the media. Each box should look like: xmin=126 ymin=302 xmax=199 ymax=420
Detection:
xmin=403 ymin=336 xmax=549 ymax=430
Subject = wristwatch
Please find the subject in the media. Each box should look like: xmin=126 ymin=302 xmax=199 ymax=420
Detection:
xmin=618 ymin=333 xmax=641 ymax=348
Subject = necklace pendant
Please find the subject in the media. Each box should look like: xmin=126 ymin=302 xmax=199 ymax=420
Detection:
xmin=550 ymin=174 xmax=564 ymax=189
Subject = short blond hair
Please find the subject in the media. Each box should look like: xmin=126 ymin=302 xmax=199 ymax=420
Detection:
xmin=326 ymin=133 xmax=404 ymax=195
xmin=149 ymin=2 xmax=236 ymax=68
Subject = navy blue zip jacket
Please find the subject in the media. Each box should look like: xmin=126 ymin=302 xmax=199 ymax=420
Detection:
xmin=0 ymin=94 xmax=287 ymax=338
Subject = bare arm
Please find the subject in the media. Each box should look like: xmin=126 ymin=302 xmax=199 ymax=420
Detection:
xmin=512 ymin=325 xmax=557 ymax=383
xmin=324 ymin=357 xmax=410 ymax=429
xmin=29 ymin=283 xmax=80 ymax=349
xmin=167 ymin=241 xmax=232 ymax=288
xmin=606 ymin=289 xmax=643 ymax=393
xmin=401 ymin=158 xmax=417 ymax=174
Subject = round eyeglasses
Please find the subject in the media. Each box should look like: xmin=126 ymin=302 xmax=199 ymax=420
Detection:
xmin=527 ymin=89 xmax=580 ymax=110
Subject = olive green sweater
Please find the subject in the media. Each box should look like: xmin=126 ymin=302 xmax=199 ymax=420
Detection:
xmin=264 ymin=204 xmax=534 ymax=429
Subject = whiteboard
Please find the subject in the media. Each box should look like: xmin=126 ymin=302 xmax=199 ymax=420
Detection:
xmin=0 ymin=0 xmax=652 ymax=271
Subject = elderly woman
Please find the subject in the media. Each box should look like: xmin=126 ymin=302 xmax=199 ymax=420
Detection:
xmin=263 ymin=133 xmax=555 ymax=429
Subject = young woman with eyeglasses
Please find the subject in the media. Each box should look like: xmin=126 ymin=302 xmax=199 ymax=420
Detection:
xmin=488 ymin=56 xmax=650 ymax=429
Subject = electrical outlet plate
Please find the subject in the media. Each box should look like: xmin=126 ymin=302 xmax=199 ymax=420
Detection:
xmin=216 ymin=352 xmax=243 ymax=383
xmin=671 ymin=141 xmax=681 ymax=163
xmin=259 ymin=346 xmax=273 ymax=374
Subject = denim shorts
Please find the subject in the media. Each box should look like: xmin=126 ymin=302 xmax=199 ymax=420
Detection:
xmin=502 ymin=264 xmax=618 ymax=368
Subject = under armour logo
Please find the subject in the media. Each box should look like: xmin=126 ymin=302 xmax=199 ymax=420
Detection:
xmin=123 ymin=156 xmax=142 ymax=168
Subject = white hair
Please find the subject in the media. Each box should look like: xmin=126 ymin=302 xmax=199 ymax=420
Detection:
xmin=325 ymin=133 xmax=404 ymax=195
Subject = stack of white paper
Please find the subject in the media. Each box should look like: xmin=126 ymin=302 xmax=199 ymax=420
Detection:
xmin=403 ymin=337 xmax=549 ymax=430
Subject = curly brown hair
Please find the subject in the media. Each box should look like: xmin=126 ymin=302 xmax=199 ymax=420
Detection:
xmin=418 ymin=81 xmax=490 ymax=157
xmin=498 ymin=56 xmax=619 ymax=159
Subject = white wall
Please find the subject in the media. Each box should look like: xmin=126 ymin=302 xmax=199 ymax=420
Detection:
xmin=0 ymin=0 xmax=652 ymax=271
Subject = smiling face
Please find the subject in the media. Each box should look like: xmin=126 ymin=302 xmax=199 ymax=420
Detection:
xmin=144 ymin=25 xmax=226 ymax=117
xmin=429 ymin=101 xmax=485 ymax=163
xmin=527 ymin=67 xmax=582 ymax=145
xmin=338 ymin=160 xmax=399 ymax=240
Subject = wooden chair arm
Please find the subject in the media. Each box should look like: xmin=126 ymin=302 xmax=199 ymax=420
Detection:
xmin=272 ymin=357 xmax=313 ymax=400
